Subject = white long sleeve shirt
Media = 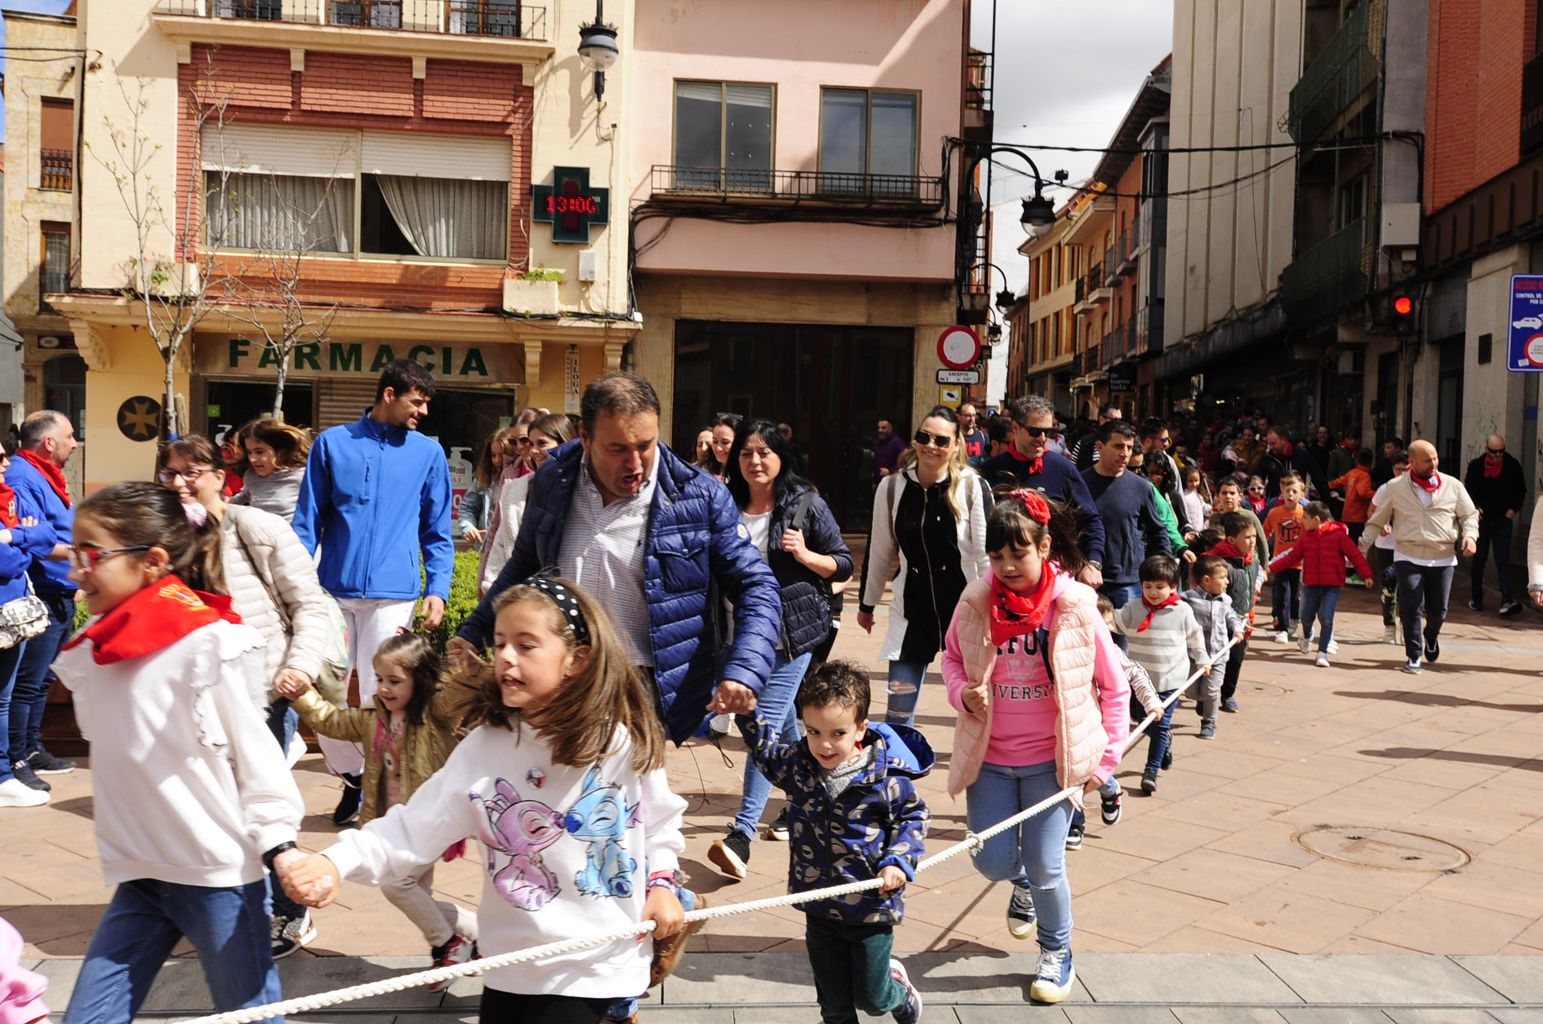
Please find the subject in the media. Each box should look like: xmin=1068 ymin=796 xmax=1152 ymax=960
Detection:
xmin=323 ymin=722 xmax=687 ymax=998
xmin=52 ymin=620 xmax=303 ymax=887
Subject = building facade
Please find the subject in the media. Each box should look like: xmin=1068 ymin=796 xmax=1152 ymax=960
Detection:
xmin=1010 ymin=193 xmax=1084 ymax=411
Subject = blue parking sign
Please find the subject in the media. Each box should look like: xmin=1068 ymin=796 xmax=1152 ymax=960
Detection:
xmin=1511 ymin=275 xmax=1543 ymax=371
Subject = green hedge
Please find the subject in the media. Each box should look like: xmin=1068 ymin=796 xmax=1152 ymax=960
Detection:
xmin=419 ymin=549 xmax=483 ymax=654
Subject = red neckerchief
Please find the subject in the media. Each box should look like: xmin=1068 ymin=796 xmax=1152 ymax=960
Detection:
xmin=0 ymin=483 xmax=16 ymax=528
xmin=17 ymin=450 xmax=69 ymax=508
xmin=1136 ymin=593 xmax=1180 ymax=632
xmin=61 ymin=575 xmax=240 ymax=665
xmin=1410 ymin=472 xmax=1441 ymax=494
xmin=1208 ymin=539 xmax=1254 ymax=566
xmin=1483 ymin=454 xmax=1503 ymax=479
xmin=1006 ymin=445 xmax=1043 ymax=475
xmin=989 ymin=562 xmax=1058 ymax=647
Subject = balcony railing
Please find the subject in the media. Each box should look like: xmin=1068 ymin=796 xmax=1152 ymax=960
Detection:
xmin=40 ymin=149 xmax=72 ymax=192
xmin=1099 ymin=331 xmax=1114 ymax=368
xmin=1288 ymin=1 xmax=1378 ymax=144
xmin=1281 ymin=217 xmax=1368 ymax=327
xmin=965 ymin=50 xmax=991 ymax=111
xmin=1138 ymin=298 xmax=1165 ymax=355
xmin=1074 ymin=276 xmax=1088 ymax=305
xmin=650 ymin=165 xmax=945 ymax=208
xmin=154 ymin=0 xmax=548 ymax=41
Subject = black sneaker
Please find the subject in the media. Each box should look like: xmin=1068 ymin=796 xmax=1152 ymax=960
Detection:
xmin=1140 ymin=770 xmax=1158 ymax=794
xmin=27 ymin=748 xmax=75 ymax=775
xmin=765 ymin=808 xmax=790 ymax=841
xmin=708 ymin=829 xmax=751 ymax=880
xmin=1006 ymin=884 xmax=1036 ymax=939
xmin=1161 ymin=741 xmax=1174 ymax=770
xmin=12 ymin=761 xmax=49 ymax=793
xmin=1200 ymin=719 xmax=1217 ymax=740
xmin=1222 ymin=698 xmax=1240 ymax=713
xmin=1500 ymin=600 xmax=1524 ymax=618
xmin=331 ymin=772 xmax=362 ymax=826
xmin=1064 ymin=824 xmax=1084 ymax=851
xmin=888 ymin=958 xmax=922 ymax=1024
xmin=1100 ymin=789 xmax=1121 ymax=826
xmin=1424 ymin=636 xmax=1440 ymax=664
xmin=271 ymin=910 xmax=316 ymax=959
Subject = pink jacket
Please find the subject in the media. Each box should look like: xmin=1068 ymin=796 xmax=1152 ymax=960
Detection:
xmin=942 ymin=571 xmax=1130 ymax=805
xmin=0 ymin=918 xmax=47 ymax=1024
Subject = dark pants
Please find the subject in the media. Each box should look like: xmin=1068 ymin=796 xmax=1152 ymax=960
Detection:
xmin=1271 ymin=568 xmax=1301 ymax=631
xmin=1369 ymin=547 xmax=1398 ymax=626
xmin=0 ymin=642 xmax=28 ymax=783
xmin=804 ymin=916 xmax=904 ymax=1024
xmin=1142 ymin=690 xmax=1177 ymax=774
xmin=8 ymin=592 xmax=73 ymax=762
xmin=1346 ymin=522 xmax=1365 ymax=545
xmin=1221 ymin=636 xmax=1248 ymax=703
xmin=1395 ymin=561 xmax=1455 ymax=664
xmin=479 ymin=987 xmax=614 ymax=1024
xmin=1472 ymin=517 xmax=1516 ymax=605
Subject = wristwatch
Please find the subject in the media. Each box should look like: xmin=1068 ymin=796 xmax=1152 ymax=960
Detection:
xmin=262 ymin=841 xmax=298 ymax=873
xmin=1088 ymin=560 xmax=1102 ymax=572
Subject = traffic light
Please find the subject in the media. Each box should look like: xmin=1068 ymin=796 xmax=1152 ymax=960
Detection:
xmin=1392 ymin=294 xmax=1414 ymax=318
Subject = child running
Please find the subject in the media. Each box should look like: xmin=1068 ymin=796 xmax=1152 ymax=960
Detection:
xmin=1111 ymin=555 xmax=1209 ymax=792
xmin=1183 ymin=556 xmax=1244 ymax=738
xmin=1204 ymin=512 xmax=1263 ymax=713
xmin=1263 ymin=473 xmax=1307 ymax=642
xmin=1268 ymin=501 xmax=1375 ymax=667
xmin=943 ymin=490 xmax=1130 ymax=1005
xmin=1095 ymin=594 xmax=1164 ymax=823
xmin=230 ymin=418 xmax=310 ymax=523
xmin=280 ymin=577 xmax=689 ymax=1023
xmin=278 ymin=632 xmax=477 ymax=985
xmin=737 ymin=661 xmax=930 ymax=1024
xmin=52 ymin=483 xmax=304 ymax=1024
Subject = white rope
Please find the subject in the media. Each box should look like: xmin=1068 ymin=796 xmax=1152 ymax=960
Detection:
xmin=177 ymin=636 xmax=1241 ymax=1024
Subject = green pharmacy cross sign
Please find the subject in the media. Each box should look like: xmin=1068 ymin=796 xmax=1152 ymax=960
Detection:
xmin=532 ymin=166 xmax=610 ymax=244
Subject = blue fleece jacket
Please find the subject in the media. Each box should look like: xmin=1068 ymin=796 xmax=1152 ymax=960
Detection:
xmin=292 ymin=414 xmax=454 ymax=600
xmin=978 ymin=448 xmax=1107 ymax=564
xmin=0 ymin=524 xmax=54 ymax=604
xmin=7 ymin=457 xmax=72 ymax=596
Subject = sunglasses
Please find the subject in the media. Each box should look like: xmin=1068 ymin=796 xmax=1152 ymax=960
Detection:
xmin=913 ymin=429 xmax=954 ymax=448
xmin=1486 ymin=448 xmax=1505 ymax=456
xmin=68 ymin=545 xmax=150 ymax=574
xmin=1016 ymin=424 xmax=1050 ymax=439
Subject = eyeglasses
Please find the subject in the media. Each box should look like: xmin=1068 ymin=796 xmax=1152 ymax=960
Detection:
xmin=1016 ymin=424 xmax=1050 ymax=439
xmin=913 ymin=429 xmax=954 ymax=448
xmin=68 ymin=545 xmax=150 ymax=574
xmin=513 ymin=436 xmax=532 ymax=447
xmin=156 ymin=466 xmax=212 ymax=485
xmin=1248 ymin=485 xmax=1265 ymax=492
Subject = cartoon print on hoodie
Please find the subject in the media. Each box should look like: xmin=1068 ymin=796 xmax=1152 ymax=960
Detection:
xmin=471 ymin=777 xmax=565 ymax=911
xmin=563 ymin=766 xmax=640 ymax=899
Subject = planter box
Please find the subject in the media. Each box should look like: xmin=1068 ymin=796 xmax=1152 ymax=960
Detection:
xmin=503 ymin=278 xmax=560 ymax=315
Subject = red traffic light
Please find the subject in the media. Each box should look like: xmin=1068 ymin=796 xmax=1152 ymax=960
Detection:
xmin=1393 ymin=295 xmax=1414 ymax=316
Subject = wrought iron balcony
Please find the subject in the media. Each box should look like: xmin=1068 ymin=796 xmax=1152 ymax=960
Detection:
xmin=965 ymin=50 xmax=991 ymax=111
xmin=1281 ymin=217 xmax=1368 ymax=327
xmin=1100 ymin=331 xmax=1114 ymax=368
xmin=649 ymin=165 xmax=945 ymax=208
xmin=1288 ymin=1 xmax=1378 ymax=144
xmin=40 ymin=149 xmax=72 ymax=192
xmin=153 ymin=0 xmax=548 ymax=41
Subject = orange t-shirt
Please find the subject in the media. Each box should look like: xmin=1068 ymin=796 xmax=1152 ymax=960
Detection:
xmin=1263 ymin=504 xmax=1306 ymax=558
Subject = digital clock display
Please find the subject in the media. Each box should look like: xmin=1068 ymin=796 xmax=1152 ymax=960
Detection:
xmin=532 ymin=167 xmax=610 ymax=244
xmin=546 ymin=194 xmax=599 ymax=216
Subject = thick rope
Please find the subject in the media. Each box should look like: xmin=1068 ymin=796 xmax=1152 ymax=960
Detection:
xmin=178 ymin=636 xmax=1241 ymax=1024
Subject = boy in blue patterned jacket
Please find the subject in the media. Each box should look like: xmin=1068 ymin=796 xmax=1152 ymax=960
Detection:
xmin=738 ymin=660 xmax=931 ymax=1024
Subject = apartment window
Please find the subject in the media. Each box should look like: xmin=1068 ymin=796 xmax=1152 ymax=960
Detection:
xmin=819 ymin=89 xmax=919 ymax=195
xmin=1338 ymin=174 xmax=1367 ymax=229
xmin=673 ymin=81 xmax=774 ymax=191
xmin=40 ymin=222 xmax=69 ymax=311
xmin=330 ymin=0 xmax=402 ymax=28
xmin=40 ymin=98 xmax=73 ymax=191
xmin=214 ymin=0 xmax=281 ymax=18
xmin=1052 ymin=310 xmax=1062 ymax=357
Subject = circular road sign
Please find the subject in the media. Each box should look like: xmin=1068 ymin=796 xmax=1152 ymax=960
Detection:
xmin=1528 ymin=333 xmax=1543 ymax=367
xmin=937 ymin=325 xmax=981 ymax=370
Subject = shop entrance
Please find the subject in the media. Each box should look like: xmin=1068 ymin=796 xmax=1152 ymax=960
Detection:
xmin=672 ymin=320 xmax=915 ymax=531
xmin=203 ymin=379 xmax=317 ymax=440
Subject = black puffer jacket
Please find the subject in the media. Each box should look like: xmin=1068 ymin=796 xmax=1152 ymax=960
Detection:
xmin=762 ymin=484 xmax=854 ymax=658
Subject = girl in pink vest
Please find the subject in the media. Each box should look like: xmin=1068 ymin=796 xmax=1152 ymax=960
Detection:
xmin=942 ymin=490 xmax=1130 ymax=1005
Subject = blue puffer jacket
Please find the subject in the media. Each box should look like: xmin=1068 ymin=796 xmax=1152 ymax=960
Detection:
xmin=739 ymin=714 xmax=931 ymax=926
xmin=0 ymin=524 xmax=54 ymax=604
xmin=292 ymin=414 xmax=454 ymax=600
xmin=7 ymin=456 xmax=72 ymax=596
xmin=462 ymin=439 xmax=781 ymax=744
xmin=762 ymin=484 xmax=853 ymax=658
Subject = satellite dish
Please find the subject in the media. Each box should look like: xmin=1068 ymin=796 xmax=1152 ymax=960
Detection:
xmin=38 ymin=336 xmax=60 ymax=349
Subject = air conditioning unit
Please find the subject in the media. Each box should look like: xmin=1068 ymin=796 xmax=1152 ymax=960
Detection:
xmin=1381 ymin=203 xmax=1421 ymax=249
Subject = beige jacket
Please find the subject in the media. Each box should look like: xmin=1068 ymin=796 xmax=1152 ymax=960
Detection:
xmin=1358 ymin=472 xmax=1479 ymax=562
xmin=221 ymin=505 xmax=336 ymax=690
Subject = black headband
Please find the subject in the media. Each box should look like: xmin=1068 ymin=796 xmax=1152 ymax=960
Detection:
xmin=525 ymin=576 xmax=591 ymax=647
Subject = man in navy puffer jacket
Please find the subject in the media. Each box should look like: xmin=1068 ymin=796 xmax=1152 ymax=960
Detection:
xmin=455 ymin=372 xmax=780 ymax=745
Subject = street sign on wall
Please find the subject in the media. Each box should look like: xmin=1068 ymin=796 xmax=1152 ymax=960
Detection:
xmin=1509 ymin=275 xmax=1543 ymax=371
xmin=936 ymin=326 xmax=981 ymax=369
xmin=936 ymin=368 xmax=980 ymax=384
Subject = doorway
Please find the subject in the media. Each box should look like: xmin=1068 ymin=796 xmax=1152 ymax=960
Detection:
xmin=1435 ymin=336 xmax=1465 ymax=467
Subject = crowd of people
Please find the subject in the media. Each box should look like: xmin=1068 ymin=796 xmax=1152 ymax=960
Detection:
xmin=0 ymin=365 xmax=1536 ymax=1024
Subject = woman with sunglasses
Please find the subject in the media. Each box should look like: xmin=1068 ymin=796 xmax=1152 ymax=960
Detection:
xmin=859 ymin=406 xmax=989 ymax=728
xmin=479 ymin=413 xmax=577 ymax=595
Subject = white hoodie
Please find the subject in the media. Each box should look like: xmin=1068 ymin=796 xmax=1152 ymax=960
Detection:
xmin=323 ymin=721 xmax=687 ymax=998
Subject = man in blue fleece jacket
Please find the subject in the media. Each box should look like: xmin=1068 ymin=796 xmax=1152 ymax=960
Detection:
xmin=293 ymin=359 xmax=453 ymax=824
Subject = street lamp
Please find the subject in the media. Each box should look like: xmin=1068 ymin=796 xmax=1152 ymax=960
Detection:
xmin=1020 ymin=191 xmax=1055 ymax=233
xmin=578 ymin=0 xmax=619 ymax=101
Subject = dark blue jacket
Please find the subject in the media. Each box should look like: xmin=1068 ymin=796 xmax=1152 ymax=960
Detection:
xmin=463 ymin=440 xmax=781 ymax=744
xmin=0 ymin=524 xmax=54 ymax=604
xmin=292 ymin=414 xmax=454 ymax=600
xmin=739 ymin=715 xmax=931 ymax=926
xmin=762 ymin=485 xmax=853 ymax=659
xmin=7 ymin=456 xmax=72 ymax=596
xmin=979 ymin=449 xmax=1107 ymax=565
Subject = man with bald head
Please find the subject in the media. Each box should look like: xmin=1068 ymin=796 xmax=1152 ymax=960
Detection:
xmin=1360 ymin=440 xmax=1479 ymax=673
xmin=1463 ymin=433 xmax=1526 ymax=617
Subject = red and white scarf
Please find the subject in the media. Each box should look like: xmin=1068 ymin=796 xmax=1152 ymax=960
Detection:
xmin=61 ymin=575 xmax=240 ymax=665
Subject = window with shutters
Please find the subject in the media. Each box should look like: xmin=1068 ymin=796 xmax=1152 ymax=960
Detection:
xmin=40 ymin=223 xmax=70 ymax=312
xmin=40 ymin=98 xmax=73 ymax=192
xmin=671 ymin=81 xmax=774 ymax=192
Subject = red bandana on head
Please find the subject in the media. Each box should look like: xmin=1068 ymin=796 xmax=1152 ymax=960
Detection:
xmin=1410 ymin=472 xmax=1441 ymax=494
xmin=18 ymin=449 xmax=69 ymax=507
xmin=1136 ymin=593 xmax=1181 ymax=632
xmin=61 ymin=575 xmax=241 ymax=665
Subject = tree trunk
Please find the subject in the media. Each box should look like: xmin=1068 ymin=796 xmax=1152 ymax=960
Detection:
xmin=162 ymin=348 xmax=178 ymax=440
xmin=273 ymin=356 xmax=288 ymax=420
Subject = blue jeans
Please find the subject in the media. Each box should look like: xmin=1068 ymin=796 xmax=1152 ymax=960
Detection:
xmin=262 ymin=699 xmax=304 ymax=922
xmin=8 ymin=592 xmax=72 ymax=761
xmin=884 ymin=659 xmax=929 ymax=728
xmin=1142 ymin=691 xmax=1177 ymax=775
xmin=603 ymin=882 xmax=698 ymax=1020
xmin=732 ymin=650 xmax=811 ymax=839
xmin=0 ymin=641 xmax=27 ymax=783
xmin=1298 ymin=585 xmax=1340 ymax=653
xmin=964 ymin=761 xmax=1074 ymax=951
xmin=1098 ymin=582 xmax=1142 ymax=652
xmin=1271 ymin=568 xmax=1301 ymax=631
xmin=1395 ymin=561 xmax=1454 ymax=665
xmin=64 ymin=878 xmax=283 ymax=1024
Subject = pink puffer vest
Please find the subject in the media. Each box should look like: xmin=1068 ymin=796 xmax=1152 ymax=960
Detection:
xmin=946 ymin=575 xmax=1110 ymax=808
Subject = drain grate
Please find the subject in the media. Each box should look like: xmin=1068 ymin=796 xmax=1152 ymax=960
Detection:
xmin=1294 ymin=825 xmax=1470 ymax=872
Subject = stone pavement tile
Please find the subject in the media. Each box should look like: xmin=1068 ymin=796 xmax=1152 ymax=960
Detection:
xmin=1453 ymin=956 xmax=1543 ymax=1003
xmin=1075 ymin=931 xmax=1143 ymax=953
xmin=1475 ymin=830 xmax=1543 ymax=873
xmin=1418 ymin=784 xmax=1539 ymax=847
xmin=1074 ymin=952 xmax=1300 ymax=1004
xmin=1166 ymin=749 xmax=1292 ymax=781
xmin=1197 ymin=891 xmax=1376 ymax=954
xmin=1149 ymin=925 xmax=1286 ymax=954
xmin=1128 ymin=847 xmax=1297 ymax=905
xmin=1064 ymin=1008 xmax=1179 ymax=1024
xmin=1258 ymin=954 xmax=1508 ymax=1005
xmin=1070 ymin=879 xmax=1225 ymax=949
xmin=1067 ymin=845 xmax=1164 ymax=892
xmin=1489 ymin=1011 xmax=1543 ymax=1024
xmin=1150 ymin=790 xmax=1293 ymax=832
xmin=662 ymin=950 xmax=824 ymax=1005
xmin=958 ymin=1009 xmax=1069 ymax=1024
xmin=1277 ymin=1009 xmax=1395 ymax=1023
xmin=636 ymin=1011 xmax=740 ymax=1023
xmin=1270 ymin=753 xmax=1390 ymax=785
xmin=1425 ymin=861 xmax=1543 ymax=919
xmin=1317 ymin=935 xmax=1430 ymax=954
xmin=1203 ymin=818 xmax=1322 ymax=869
xmin=901 ymin=949 xmax=1052 ymax=1003
xmin=1214 ymin=768 xmax=1350 ymax=808
xmin=1170 ymin=1008 xmax=1290 ymax=1023
xmin=1382 ymin=1011 xmax=1510 ymax=1024
xmin=1375 ymin=750 xmax=1512 ymax=791
xmin=1 ymin=902 xmax=107 ymax=953
xmin=1354 ymin=893 xmax=1532 ymax=954
xmin=1087 ymin=812 xmax=1230 ymax=864
xmin=1270 ymin=775 xmax=1457 ymax=829
xmin=1272 ymin=859 xmax=1439 ymax=913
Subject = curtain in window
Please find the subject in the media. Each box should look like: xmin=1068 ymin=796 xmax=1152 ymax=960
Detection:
xmin=205 ymin=173 xmax=353 ymax=253
xmin=374 ymin=175 xmax=507 ymax=260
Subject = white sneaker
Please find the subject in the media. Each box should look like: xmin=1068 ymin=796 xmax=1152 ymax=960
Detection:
xmin=1297 ymin=636 xmax=1311 ymax=655
xmin=1383 ymin=624 xmax=1398 ymax=644
xmin=1326 ymin=639 xmax=1339 ymax=654
xmin=286 ymin=731 xmax=306 ymax=768
xmin=1287 ymin=625 xmax=1300 ymax=641
xmin=1274 ymin=631 xmax=1289 ymax=644
xmin=709 ymin=714 xmax=732 ymax=737
xmin=1315 ymin=653 xmax=1330 ymax=668
xmin=0 ymin=777 xmax=47 ymax=807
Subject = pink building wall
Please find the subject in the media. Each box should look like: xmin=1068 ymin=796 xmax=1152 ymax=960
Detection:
xmin=629 ymin=0 xmax=965 ymax=282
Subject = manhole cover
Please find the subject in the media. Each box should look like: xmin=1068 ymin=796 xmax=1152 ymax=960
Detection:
xmin=1247 ymin=681 xmax=1288 ymax=697
xmin=1294 ymin=825 xmax=1470 ymax=872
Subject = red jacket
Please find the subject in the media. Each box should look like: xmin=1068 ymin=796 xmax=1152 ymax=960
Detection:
xmin=1329 ymin=466 xmax=1375 ymax=524
xmin=1267 ymin=521 xmax=1373 ymax=587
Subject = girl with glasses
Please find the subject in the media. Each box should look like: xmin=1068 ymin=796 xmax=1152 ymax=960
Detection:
xmin=858 ymin=406 xmax=989 ymax=728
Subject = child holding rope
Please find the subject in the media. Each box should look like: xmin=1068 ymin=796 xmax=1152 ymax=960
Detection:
xmin=942 ymin=490 xmax=1130 ymax=1005
xmin=280 ymin=577 xmax=689 ymax=1024
xmin=52 ymin=483 xmax=304 ymax=1024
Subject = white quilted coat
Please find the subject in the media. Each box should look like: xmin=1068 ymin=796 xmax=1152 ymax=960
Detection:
xmin=220 ymin=504 xmax=335 ymax=693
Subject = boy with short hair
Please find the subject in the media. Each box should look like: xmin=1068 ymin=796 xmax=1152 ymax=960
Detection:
xmin=1262 ymin=473 xmax=1307 ymax=642
xmin=1205 ymin=512 xmax=1262 ymax=713
xmin=1183 ymin=556 xmax=1245 ymax=738
xmin=1268 ymin=501 xmax=1375 ymax=667
xmin=1210 ymin=478 xmax=1271 ymax=563
xmin=738 ymin=661 xmax=930 ymax=1024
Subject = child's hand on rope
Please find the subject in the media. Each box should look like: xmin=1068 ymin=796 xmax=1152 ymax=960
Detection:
xmin=641 ymin=885 xmax=684 ymax=941
xmin=877 ymin=865 xmax=908 ymax=894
